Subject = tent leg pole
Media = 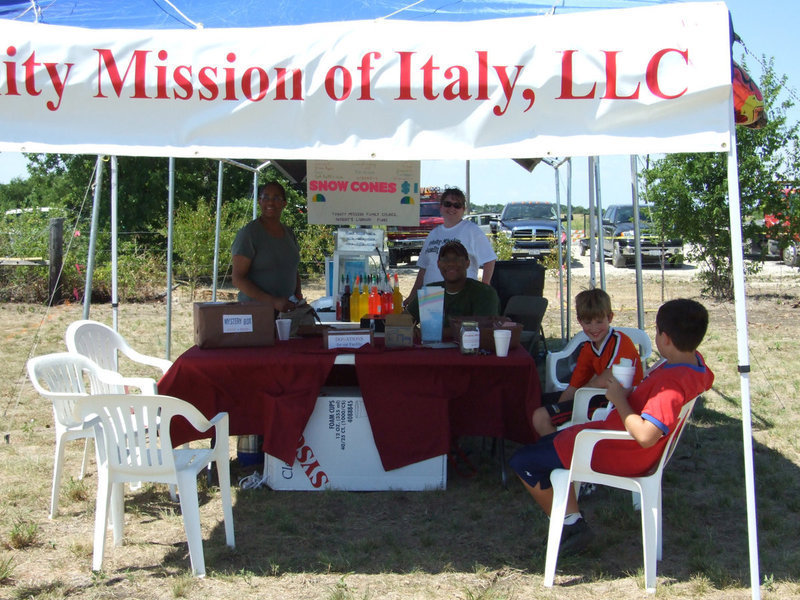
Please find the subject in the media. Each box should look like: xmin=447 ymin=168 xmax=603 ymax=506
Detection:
xmin=726 ymin=121 xmax=761 ymax=600
xmin=630 ymin=155 xmax=645 ymax=331
xmin=165 ymin=158 xmax=175 ymax=361
xmin=83 ymin=156 xmax=104 ymax=320
xmin=110 ymin=156 xmax=119 ymax=332
xmin=212 ymin=161 xmax=223 ymax=302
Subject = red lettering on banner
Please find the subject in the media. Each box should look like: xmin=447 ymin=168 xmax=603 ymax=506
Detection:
xmin=174 ymin=65 xmax=193 ymax=100
xmin=325 ymin=65 xmax=352 ymax=100
xmin=242 ymin=66 xmax=269 ymax=101
xmin=396 ymin=51 xmax=415 ymax=100
xmin=198 ymin=66 xmax=218 ymax=100
xmin=559 ymin=48 xmax=688 ymax=102
xmin=92 ymin=47 xmax=305 ymax=103
xmin=155 ymin=50 xmax=170 ymax=99
xmin=1 ymin=45 xmax=72 ymax=110
xmin=95 ymin=48 xmax=150 ymax=99
xmin=476 ymin=51 xmax=489 ymax=100
xmin=493 ymin=65 xmax=524 ymax=115
xmin=224 ymin=52 xmax=237 ymax=100
xmin=4 ymin=46 xmax=19 ymax=96
xmin=601 ymin=51 xmax=640 ymax=100
xmin=358 ymin=52 xmax=380 ymax=101
xmin=421 ymin=56 xmax=439 ymax=100
xmin=646 ymin=48 xmax=688 ymax=99
xmin=557 ymin=50 xmax=597 ymax=99
xmin=395 ymin=50 xmax=528 ymax=114
xmin=274 ymin=67 xmax=303 ymax=100
xmin=443 ymin=65 xmax=470 ymax=100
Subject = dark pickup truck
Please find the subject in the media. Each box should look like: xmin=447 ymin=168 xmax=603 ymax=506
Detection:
xmin=491 ymin=201 xmax=565 ymax=259
xmin=580 ymin=204 xmax=683 ymax=267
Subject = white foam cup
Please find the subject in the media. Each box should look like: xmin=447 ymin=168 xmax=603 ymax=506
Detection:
xmin=275 ymin=318 xmax=291 ymax=341
xmin=612 ymin=359 xmax=636 ymax=388
xmin=493 ymin=329 xmax=512 ymax=357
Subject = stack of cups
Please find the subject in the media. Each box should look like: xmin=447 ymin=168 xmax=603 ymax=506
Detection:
xmin=493 ymin=329 xmax=512 ymax=357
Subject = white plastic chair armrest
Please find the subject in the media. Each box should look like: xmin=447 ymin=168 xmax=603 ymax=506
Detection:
xmin=119 ymin=344 xmax=173 ymax=374
xmin=571 ymin=387 xmax=608 ymax=426
xmin=92 ymin=366 xmax=158 ymax=395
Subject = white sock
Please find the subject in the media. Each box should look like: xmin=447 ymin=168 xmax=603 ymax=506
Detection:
xmin=564 ymin=512 xmax=582 ymax=526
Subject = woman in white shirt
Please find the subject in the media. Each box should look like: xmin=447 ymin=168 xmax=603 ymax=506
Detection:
xmin=405 ymin=187 xmax=497 ymax=307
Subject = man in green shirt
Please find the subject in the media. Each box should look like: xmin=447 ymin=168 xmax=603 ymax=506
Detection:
xmin=406 ymin=240 xmax=500 ymax=327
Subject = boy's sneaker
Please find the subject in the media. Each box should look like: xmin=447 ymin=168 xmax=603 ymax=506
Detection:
xmin=559 ymin=517 xmax=594 ymax=554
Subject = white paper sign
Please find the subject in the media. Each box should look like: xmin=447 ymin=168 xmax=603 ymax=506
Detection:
xmin=326 ymin=333 xmax=372 ymax=349
xmin=307 ymin=160 xmax=420 ymax=226
xmin=222 ymin=314 xmax=254 ymax=333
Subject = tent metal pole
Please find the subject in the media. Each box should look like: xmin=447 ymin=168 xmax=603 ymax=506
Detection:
xmin=554 ymin=163 xmax=565 ymax=342
xmin=587 ymin=157 xmax=596 ymax=288
xmin=594 ymin=156 xmax=606 ymax=289
xmin=465 ymin=159 xmax=471 ymax=205
xmin=165 ymin=158 xmax=175 ymax=361
xmin=110 ymin=155 xmax=119 ymax=333
xmin=252 ymin=171 xmax=258 ymax=220
xmin=82 ymin=156 xmax=104 ymax=320
xmin=565 ymin=158 xmax=572 ymax=342
xmin=726 ymin=117 xmax=761 ymax=600
xmin=212 ymin=160 xmax=223 ymax=302
xmin=630 ymin=155 xmax=645 ymax=330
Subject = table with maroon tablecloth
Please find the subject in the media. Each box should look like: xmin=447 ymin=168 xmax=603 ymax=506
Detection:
xmin=159 ymin=337 xmax=540 ymax=470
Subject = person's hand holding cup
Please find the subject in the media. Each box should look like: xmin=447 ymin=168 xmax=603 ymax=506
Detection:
xmin=611 ymin=358 xmax=636 ymax=388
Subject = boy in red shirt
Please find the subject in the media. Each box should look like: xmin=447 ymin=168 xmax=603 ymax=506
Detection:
xmin=532 ymin=288 xmax=644 ymax=436
xmin=510 ymin=298 xmax=714 ymax=551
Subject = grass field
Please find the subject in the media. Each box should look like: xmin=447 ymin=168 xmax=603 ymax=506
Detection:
xmin=0 ymin=261 xmax=799 ymax=599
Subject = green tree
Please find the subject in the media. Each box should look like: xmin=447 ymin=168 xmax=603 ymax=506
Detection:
xmin=642 ymin=57 xmax=798 ymax=299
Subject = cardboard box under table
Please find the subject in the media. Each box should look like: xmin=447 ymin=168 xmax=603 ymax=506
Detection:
xmin=264 ymin=387 xmax=447 ymax=491
xmin=193 ymin=301 xmax=274 ymax=348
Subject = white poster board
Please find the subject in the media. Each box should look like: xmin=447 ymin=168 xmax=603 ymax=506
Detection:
xmin=307 ymin=160 xmax=420 ymax=226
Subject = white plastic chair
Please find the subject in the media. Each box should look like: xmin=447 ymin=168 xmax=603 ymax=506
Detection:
xmin=77 ymin=393 xmax=235 ymax=577
xmin=26 ymin=352 xmax=157 ymax=519
xmin=545 ymin=327 xmax=652 ymax=393
xmin=65 ymin=319 xmax=172 ymax=393
xmin=543 ymin=397 xmax=698 ymax=594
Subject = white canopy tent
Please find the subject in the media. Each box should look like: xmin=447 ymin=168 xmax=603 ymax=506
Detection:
xmin=0 ymin=2 xmax=760 ymax=596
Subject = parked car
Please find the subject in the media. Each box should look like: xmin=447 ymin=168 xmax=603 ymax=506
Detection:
xmin=386 ymin=188 xmax=443 ymax=266
xmin=491 ymin=201 xmax=565 ymax=259
xmin=465 ymin=212 xmax=497 ymax=235
xmin=582 ymin=204 xmax=683 ymax=268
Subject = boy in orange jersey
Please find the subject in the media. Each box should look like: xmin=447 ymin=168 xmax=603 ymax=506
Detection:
xmin=532 ymin=288 xmax=644 ymax=436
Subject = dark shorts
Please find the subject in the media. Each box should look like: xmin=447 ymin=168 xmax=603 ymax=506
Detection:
xmin=541 ymin=392 xmax=608 ymax=428
xmin=509 ymin=433 xmax=566 ymax=490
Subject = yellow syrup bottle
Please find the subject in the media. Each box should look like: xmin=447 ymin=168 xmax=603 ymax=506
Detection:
xmin=392 ymin=273 xmax=403 ymax=314
xmin=349 ymin=275 xmax=361 ymax=322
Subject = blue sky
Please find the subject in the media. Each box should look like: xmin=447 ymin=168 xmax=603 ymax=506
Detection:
xmin=0 ymin=0 xmax=796 ymax=208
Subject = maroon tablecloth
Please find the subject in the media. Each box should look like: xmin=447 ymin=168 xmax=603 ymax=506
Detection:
xmin=159 ymin=338 xmax=540 ymax=470
xmin=158 ymin=338 xmax=337 ymax=465
xmin=355 ymin=345 xmax=540 ymax=470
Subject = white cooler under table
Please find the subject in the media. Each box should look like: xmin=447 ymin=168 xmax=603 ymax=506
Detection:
xmin=263 ymin=385 xmax=446 ymax=491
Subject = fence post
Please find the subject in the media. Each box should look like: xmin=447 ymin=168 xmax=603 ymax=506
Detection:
xmin=48 ymin=217 xmax=64 ymax=304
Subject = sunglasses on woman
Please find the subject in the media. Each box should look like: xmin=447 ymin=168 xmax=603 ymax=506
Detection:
xmin=441 ymin=200 xmax=464 ymax=209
